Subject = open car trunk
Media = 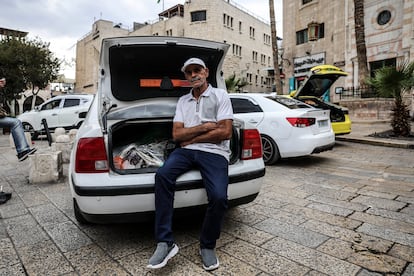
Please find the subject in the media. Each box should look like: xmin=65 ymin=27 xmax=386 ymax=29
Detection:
xmin=109 ymin=119 xmax=240 ymax=174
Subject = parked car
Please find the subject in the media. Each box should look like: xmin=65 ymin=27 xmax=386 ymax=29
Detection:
xmin=229 ymin=93 xmax=335 ymax=165
xmin=18 ymin=94 xmax=94 ymax=139
xmin=290 ymin=65 xmax=352 ymax=135
xmin=69 ymin=36 xmax=265 ymax=224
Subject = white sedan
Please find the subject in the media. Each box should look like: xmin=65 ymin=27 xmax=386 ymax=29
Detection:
xmin=229 ymin=93 xmax=335 ymax=164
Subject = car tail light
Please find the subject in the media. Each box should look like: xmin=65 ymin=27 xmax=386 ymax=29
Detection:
xmin=241 ymin=129 xmax=263 ymax=160
xmin=286 ymin=117 xmax=316 ymax=127
xmin=75 ymin=137 xmax=109 ymax=173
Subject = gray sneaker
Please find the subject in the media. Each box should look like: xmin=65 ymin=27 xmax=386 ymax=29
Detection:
xmin=200 ymin=248 xmax=219 ymax=271
xmin=147 ymin=242 xmax=179 ymax=269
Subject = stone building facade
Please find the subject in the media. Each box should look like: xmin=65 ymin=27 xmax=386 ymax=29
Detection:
xmin=282 ymin=0 xmax=414 ymax=105
xmin=75 ymin=0 xmax=274 ymax=94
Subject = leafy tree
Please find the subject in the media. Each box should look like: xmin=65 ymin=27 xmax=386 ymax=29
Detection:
xmin=0 ymin=37 xmax=60 ymax=114
xmin=366 ymin=61 xmax=414 ymax=136
xmin=225 ymin=74 xmax=248 ymax=93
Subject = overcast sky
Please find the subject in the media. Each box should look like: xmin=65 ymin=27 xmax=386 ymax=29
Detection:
xmin=0 ymin=0 xmax=283 ymax=79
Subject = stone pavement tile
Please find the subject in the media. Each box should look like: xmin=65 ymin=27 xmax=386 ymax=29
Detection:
xmin=222 ymin=219 xmax=274 ymax=246
xmin=18 ymin=239 xmax=74 ymax=275
xmin=297 ymin=182 xmax=358 ymax=201
xmin=402 ymin=263 xmax=414 ymax=276
xmin=262 ymin=236 xmax=361 ymax=276
xmin=307 ymin=194 xmax=368 ymax=212
xmin=351 ymin=195 xmax=407 ymax=211
xmin=226 ymin=206 xmax=268 ymax=226
xmin=37 ymin=182 xmax=73 ymax=212
xmin=247 ymin=203 xmax=308 ymax=225
xmin=346 ymin=250 xmax=406 ymax=275
xmin=358 ymin=178 xmax=414 ymax=193
xmin=43 ymin=221 xmax=93 ymax=252
xmin=5 ymin=214 xmax=49 ymax=248
xmin=0 ymin=238 xmax=20 ymax=269
xmin=179 ymin=242 xmax=262 ymax=275
xmin=64 ymin=243 xmax=129 ymax=275
xmin=261 ymin=190 xmax=311 ymax=207
xmin=0 ymin=263 xmax=26 ymax=276
xmin=397 ymin=195 xmax=414 ymax=205
xmin=253 ymin=195 xmax=288 ymax=209
xmin=318 ymin=237 xmax=407 ymax=274
xmin=356 ymin=269 xmax=383 ymax=276
xmin=317 ymin=238 xmax=355 ymax=260
xmin=401 ymin=204 xmax=414 ymax=215
xmin=19 ymin=189 xmax=50 ymax=208
xmin=303 ymin=220 xmax=393 ymax=253
xmin=254 ymin=218 xmax=329 ymax=248
xmin=350 ymin=211 xmax=414 ymax=234
xmin=388 ymin=243 xmax=414 ymax=263
xmin=306 ymin=202 xmax=355 ymax=217
xmin=221 ymin=239 xmax=310 ymax=276
xmin=366 ymin=207 xmax=414 ymax=225
xmin=356 ymin=187 xmax=398 ymax=200
xmin=0 ymin=203 xmax=28 ymax=219
xmin=29 ymin=203 xmax=69 ymax=226
xmin=281 ymin=204 xmax=362 ymax=230
xmin=357 ymin=223 xmax=414 ymax=247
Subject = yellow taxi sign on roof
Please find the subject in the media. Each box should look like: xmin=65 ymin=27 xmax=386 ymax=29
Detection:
xmin=311 ymin=65 xmax=348 ymax=76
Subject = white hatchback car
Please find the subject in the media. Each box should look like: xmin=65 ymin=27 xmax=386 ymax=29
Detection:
xmin=230 ymin=93 xmax=335 ymax=165
xmin=69 ymin=36 xmax=265 ymax=224
xmin=18 ymin=94 xmax=93 ymax=139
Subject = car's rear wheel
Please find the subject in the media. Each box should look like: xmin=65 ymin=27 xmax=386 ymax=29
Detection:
xmin=73 ymin=199 xmax=89 ymax=224
xmin=22 ymin=122 xmax=39 ymax=140
xmin=261 ymin=134 xmax=280 ymax=165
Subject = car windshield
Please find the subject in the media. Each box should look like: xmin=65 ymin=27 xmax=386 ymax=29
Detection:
xmin=265 ymin=96 xmax=311 ymax=109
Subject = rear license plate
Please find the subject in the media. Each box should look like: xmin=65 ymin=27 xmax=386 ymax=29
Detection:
xmin=318 ymin=120 xmax=328 ymax=127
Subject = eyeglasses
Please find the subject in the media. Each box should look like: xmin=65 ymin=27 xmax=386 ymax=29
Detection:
xmin=184 ymin=67 xmax=204 ymax=75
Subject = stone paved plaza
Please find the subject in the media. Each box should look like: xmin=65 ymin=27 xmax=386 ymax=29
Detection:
xmin=0 ymin=124 xmax=413 ymax=275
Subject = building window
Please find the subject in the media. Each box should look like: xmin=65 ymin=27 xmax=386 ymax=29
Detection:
xmin=233 ymin=44 xmax=242 ymax=57
xmin=223 ymin=14 xmax=233 ymax=28
xmin=261 ymin=54 xmax=266 ymax=65
xmin=249 ymin=27 xmax=255 ymax=38
xmin=377 ymin=10 xmax=391 ymax=25
xmin=263 ymin=34 xmax=271 ymax=45
xmin=239 ymin=21 xmax=242 ymax=33
xmin=191 ymin=10 xmax=206 ymax=22
xmin=166 ymin=29 xmax=173 ymax=36
xmin=296 ymin=29 xmax=308 ymax=45
xmin=252 ymin=51 xmax=258 ymax=62
xmin=302 ymin=0 xmax=313 ymax=4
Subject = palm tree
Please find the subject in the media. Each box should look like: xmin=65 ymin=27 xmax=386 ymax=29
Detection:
xmin=354 ymin=0 xmax=369 ymax=89
xmin=269 ymin=0 xmax=283 ymax=94
xmin=366 ymin=61 xmax=414 ymax=136
xmin=225 ymin=74 xmax=248 ymax=93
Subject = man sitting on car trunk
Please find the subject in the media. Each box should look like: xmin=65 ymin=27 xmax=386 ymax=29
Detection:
xmin=147 ymin=57 xmax=234 ymax=271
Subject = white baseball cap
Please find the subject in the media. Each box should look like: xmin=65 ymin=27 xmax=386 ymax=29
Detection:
xmin=181 ymin=57 xmax=206 ymax=72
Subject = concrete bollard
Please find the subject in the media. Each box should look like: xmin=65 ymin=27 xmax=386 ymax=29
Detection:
xmin=51 ymin=134 xmax=72 ymax=163
xmin=29 ymin=150 xmax=63 ymax=184
xmin=68 ymin=129 xmax=78 ymax=142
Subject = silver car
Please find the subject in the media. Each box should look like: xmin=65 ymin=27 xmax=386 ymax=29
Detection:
xmin=69 ymin=36 xmax=265 ymax=224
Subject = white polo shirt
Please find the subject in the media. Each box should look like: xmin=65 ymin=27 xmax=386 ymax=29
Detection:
xmin=173 ymin=84 xmax=234 ymax=160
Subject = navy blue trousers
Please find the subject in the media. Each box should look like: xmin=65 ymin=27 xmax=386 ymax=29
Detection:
xmin=154 ymin=148 xmax=229 ymax=249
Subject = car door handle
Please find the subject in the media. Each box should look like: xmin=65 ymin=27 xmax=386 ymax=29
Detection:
xmin=51 ymin=113 xmax=58 ymax=116
xmin=248 ymin=119 xmax=258 ymax=124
